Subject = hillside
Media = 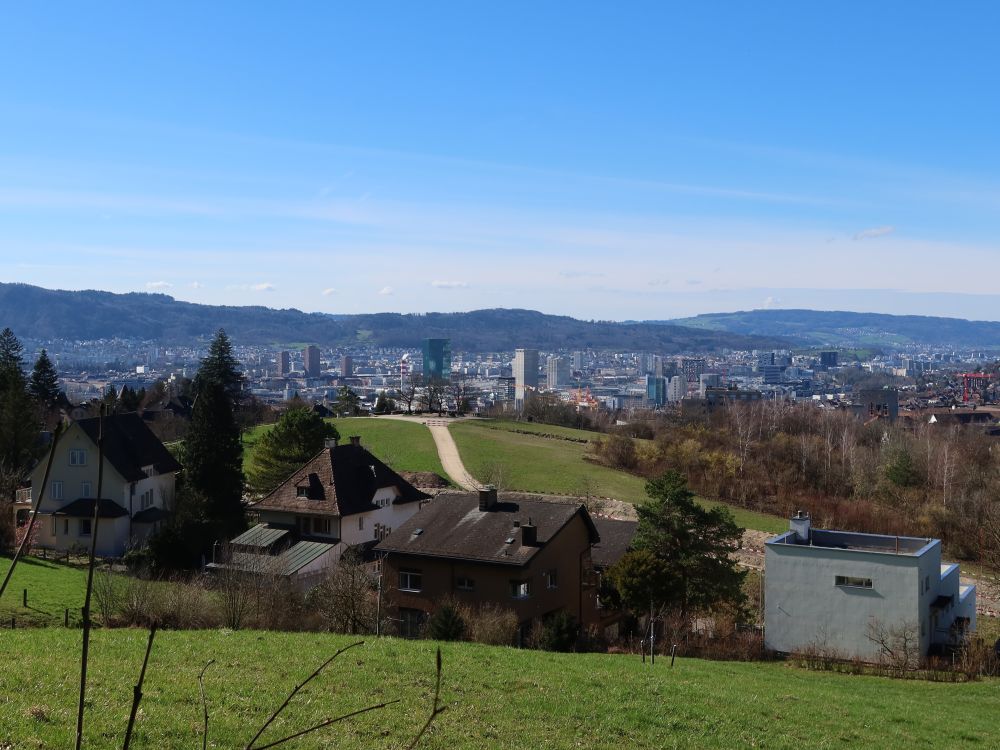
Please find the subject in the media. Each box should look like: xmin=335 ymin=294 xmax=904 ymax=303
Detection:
xmin=0 ymin=282 xmax=786 ymax=351
xmin=667 ymin=309 xmax=1000 ymax=348
xmin=1 ymin=629 xmax=997 ymax=749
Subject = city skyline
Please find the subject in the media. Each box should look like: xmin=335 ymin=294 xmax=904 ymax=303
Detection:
xmin=2 ymin=4 xmax=999 ymax=320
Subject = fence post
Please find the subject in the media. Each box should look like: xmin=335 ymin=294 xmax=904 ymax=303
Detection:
xmin=23 ymin=588 xmax=27 ymax=608
xmin=65 ymin=608 xmax=70 ymax=627
xmin=10 ymin=616 xmax=14 ymax=629
xmin=670 ymin=644 xmax=677 ymax=667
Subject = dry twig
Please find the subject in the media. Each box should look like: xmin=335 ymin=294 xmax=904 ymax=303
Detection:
xmin=199 ymin=659 xmax=215 ymax=750
xmin=122 ymin=625 xmax=157 ymax=750
xmin=406 ymin=648 xmax=446 ymax=750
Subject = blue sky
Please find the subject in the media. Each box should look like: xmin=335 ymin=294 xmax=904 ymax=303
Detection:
xmin=2 ymin=3 xmax=999 ymax=320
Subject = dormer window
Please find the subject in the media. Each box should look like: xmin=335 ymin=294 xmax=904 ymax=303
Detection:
xmin=296 ymin=486 xmax=309 ymax=497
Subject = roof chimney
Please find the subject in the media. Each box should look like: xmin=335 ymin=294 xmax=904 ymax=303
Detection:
xmin=349 ymin=435 xmax=361 ymax=447
xmin=478 ymin=484 xmax=497 ymax=511
xmin=520 ymin=517 xmax=537 ymax=546
xmin=324 ymin=437 xmax=338 ymax=449
xmin=790 ymin=510 xmax=811 ymax=543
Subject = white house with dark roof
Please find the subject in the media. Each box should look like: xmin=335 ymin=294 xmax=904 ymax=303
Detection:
xmin=765 ymin=512 xmax=976 ymax=661
xmin=28 ymin=414 xmax=181 ymax=557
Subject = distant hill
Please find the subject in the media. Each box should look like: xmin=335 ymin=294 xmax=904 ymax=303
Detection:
xmin=666 ymin=309 xmax=1000 ymax=348
xmin=0 ymin=283 xmax=785 ymax=352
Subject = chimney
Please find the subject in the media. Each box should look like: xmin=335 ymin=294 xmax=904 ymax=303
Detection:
xmin=790 ymin=510 xmax=810 ymax=543
xmin=349 ymin=435 xmax=361 ymax=447
xmin=324 ymin=437 xmax=338 ymax=449
xmin=520 ymin=517 xmax=537 ymax=546
xmin=478 ymin=484 xmax=497 ymax=511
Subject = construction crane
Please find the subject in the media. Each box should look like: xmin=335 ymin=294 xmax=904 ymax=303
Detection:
xmin=961 ymin=372 xmax=995 ymax=403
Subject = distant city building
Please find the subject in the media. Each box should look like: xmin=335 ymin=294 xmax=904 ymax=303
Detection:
xmin=698 ymin=372 xmax=721 ymax=397
xmin=340 ymin=355 xmax=354 ymax=378
xmin=853 ymin=388 xmax=899 ymax=423
xmin=278 ymin=350 xmax=291 ymax=377
xmin=546 ymin=356 xmax=569 ymax=390
xmin=645 ymin=375 xmax=666 ymax=407
xmin=682 ymin=387 xmax=763 ymax=417
xmin=495 ymin=376 xmax=516 ymax=403
xmin=759 ymin=364 xmax=783 ymax=384
xmin=653 ymin=355 xmax=664 ymax=378
xmin=755 ymin=351 xmax=775 ymax=368
xmin=572 ymin=351 xmax=584 ymax=371
xmin=681 ymin=357 xmax=706 ymax=383
xmin=513 ymin=348 xmax=539 ymax=410
xmin=667 ymin=375 xmax=686 ymax=402
xmin=422 ymin=338 xmax=451 ymax=382
xmin=819 ymin=351 xmax=838 ymax=370
xmin=303 ymin=345 xmax=321 ymax=378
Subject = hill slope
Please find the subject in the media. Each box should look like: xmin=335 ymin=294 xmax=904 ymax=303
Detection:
xmin=0 ymin=282 xmax=786 ymax=351
xmin=668 ymin=308 xmax=1000 ymax=347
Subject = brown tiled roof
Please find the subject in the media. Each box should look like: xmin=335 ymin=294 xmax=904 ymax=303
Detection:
xmin=76 ymin=413 xmax=182 ymax=481
xmin=590 ymin=517 xmax=638 ymax=568
xmin=399 ymin=471 xmax=450 ymax=489
xmin=252 ymin=443 xmax=430 ymax=517
xmin=374 ymin=491 xmax=600 ymax=566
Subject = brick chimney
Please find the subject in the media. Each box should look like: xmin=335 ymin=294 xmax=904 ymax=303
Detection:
xmin=478 ymin=485 xmax=497 ymax=511
xmin=349 ymin=435 xmax=361 ymax=447
xmin=520 ymin=517 xmax=537 ymax=546
xmin=324 ymin=437 xmax=338 ymax=449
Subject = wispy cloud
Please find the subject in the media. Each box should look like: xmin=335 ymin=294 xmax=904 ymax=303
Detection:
xmin=322 ymin=287 xmax=338 ymax=296
xmin=145 ymin=280 xmax=172 ymax=290
xmin=378 ymin=286 xmax=394 ymax=296
xmin=853 ymin=225 xmax=895 ymax=240
xmin=762 ymin=295 xmax=779 ymax=309
xmin=431 ymin=280 xmax=468 ymax=289
xmin=250 ymin=282 xmax=275 ymax=292
xmin=189 ymin=281 xmax=203 ymax=289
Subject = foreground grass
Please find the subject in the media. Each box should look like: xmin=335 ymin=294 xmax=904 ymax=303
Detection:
xmin=450 ymin=422 xmax=784 ymax=534
xmin=0 ymin=555 xmax=85 ymax=626
xmin=0 ymin=629 xmax=997 ymax=749
xmin=243 ymin=417 xmax=448 ymax=479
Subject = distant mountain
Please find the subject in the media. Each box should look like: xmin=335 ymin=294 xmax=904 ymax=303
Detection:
xmin=666 ymin=309 xmax=1000 ymax=348
xmin=0 ymin=283 xmax=786 ymax=352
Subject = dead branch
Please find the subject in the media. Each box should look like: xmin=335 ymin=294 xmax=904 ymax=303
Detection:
xmin=405 ymin=648 xmax=446 ymax=750
xmin=252 ymin=700 xmax=402 ymax=750
xmin=199 ymin=659 xmax=215 ymax=750
xmin=122 ymin=625 xmax=157 ymax=750
xmin=75 ymin=407 xmax=106 ymax=750
xmin=245 ymin=640 xmax=364 ymax=749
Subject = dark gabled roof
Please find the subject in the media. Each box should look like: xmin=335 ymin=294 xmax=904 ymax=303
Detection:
xmin=52 ymin=498 xmax=129 ymax=519
xmin=590 ymin=518 xmax=639 ymax=568
xmin=277 ymin=541 xmax=336 ymax=575
xmin=75 ymin=413 xmax=182 ymax=481
xmin=131 ymin=506 xmax=171 ymax=523
xmin=375 ymin=492 xmax=600 ymax=566
xmin=252 ymin=442 xmax=430 ymax=517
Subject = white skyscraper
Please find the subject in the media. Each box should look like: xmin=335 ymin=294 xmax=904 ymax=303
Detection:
xmin=546 ymin=355 xmax=569 ymax=390
xmin=513 ymin=348 xmax=539 ymax=409
xmin=667 ymin=375 xmax=686 ymax=402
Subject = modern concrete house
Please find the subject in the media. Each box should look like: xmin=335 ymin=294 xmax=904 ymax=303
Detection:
xmin=765 ymin=512 xmax=976 ymax=661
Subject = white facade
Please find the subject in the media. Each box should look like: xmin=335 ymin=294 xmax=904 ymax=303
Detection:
xmin=667 ymin=375 xmax=686 ymax=402
xmin=545 ymin=356 xmax=569 ymax=390
xmin=765 ymin=515 xmax=976 ymax=661
xmin=513 ymin=348 xmax=539 ymax=409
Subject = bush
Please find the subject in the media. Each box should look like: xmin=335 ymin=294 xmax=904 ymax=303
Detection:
xmin=461 ymin=603 xmax=519 ymax=646
xmin=427 ymin=602 xmax=466 ymax=641
xmin=536 ymin=611 xmax=579 ymax=652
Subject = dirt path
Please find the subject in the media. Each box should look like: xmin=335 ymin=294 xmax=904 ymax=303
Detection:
xmin=379 ymin=414 xmax=481 ymax=491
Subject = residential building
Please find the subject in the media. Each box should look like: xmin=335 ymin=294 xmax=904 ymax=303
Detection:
xmin=237 ymin=436 xmax=431 ymax=585
xmin=513 ymin=348 xmax=539 ymax=410
xmin=853 ymin=387 xmax=899 ymax=423
xmin=31 ymin=414 xmax=181 ymax=557
xmin=303 ymin=345 xmax=321 ymax=378
xmin=546 ymin=355 xmax=569 ymax=390
xmin=422 ymin=338 xmax=451 ymax=382
xmin=376 ymin=487 xmax=601 ymax=640
xmin=340 ymin=355 xmax=353 ymax=378
xmin=667 ymin=375 xmax=686 ymax=402
xmin=765 ymin=512 xmax=976 ymax=661
xmin=278 ymin=350 xmax=291 ymax=376
xmin=681 ymin=357 xmax=706 ymax=382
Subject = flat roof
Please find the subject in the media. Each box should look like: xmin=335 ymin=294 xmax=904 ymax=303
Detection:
xmin=767 ymin=528 xmax=937 ymax=557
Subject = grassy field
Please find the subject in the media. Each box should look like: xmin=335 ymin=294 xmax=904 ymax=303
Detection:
xmin=450 ymin=421 xmax=785 ymax=534
xmin=468 ymin=419 xmax=605 ymax=442
xmin=243 ymin=417 xmax=448 ymax=479
xmin=0 ymin=554 xmax=86 ymax=627
xmin=0 ymin=629 xmax=997 ymax=749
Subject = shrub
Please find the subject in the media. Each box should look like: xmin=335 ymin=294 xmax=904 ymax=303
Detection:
xmin=536 ymin=611 xmax=579 ymax=652
xmin=427 ymin=602 xmax=466 ymax=641
xmin=461 ymin=603 xmax=519 ymax=646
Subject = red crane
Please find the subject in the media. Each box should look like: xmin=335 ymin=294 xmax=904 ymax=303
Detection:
xmin=961 ymin=372 xmax=995 ymax=403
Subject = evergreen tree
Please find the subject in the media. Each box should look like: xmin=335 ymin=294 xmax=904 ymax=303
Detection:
xmin=609 ymin=471 xmax=746 ymax=618
xmin=195 ymin=328 xmax=244 ymax=407
xmin=247 ymin=408 xmax=339 ymax=495
xmin=0 ymin=328 xmax=40 ymax=550
xmin=28 ymin=349 xmax=61 ymax=407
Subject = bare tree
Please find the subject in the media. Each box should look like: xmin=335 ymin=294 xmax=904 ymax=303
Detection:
xmin=307 ymin=548 xmax=380 ymax=634
xmin=214 ymin=545 xmax=281 ymax=629
xmin=449 ymin=377 xmax=479 ymax=415
xmin=397 ymin=374 xmax=422 ymax=414
xmin=865 ymin=618 xmax=921 ymax=675
xmin=419 ymin=378 xmax=447 ymax=415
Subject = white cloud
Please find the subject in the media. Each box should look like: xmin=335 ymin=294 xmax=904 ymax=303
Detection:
xmin=322 ymin=287 xmax=338 ymax=296
xmin=853 ymin=225 xmax=895 ymax=240
xmin=378 ymin=286 xmax=394 ymax=296
xmin=145 ymin=281 xmax=172 ymax=290
xmin=250 ymin=282 xmax=275 ymax=292
xmin=762 ymin=296 xmax=779 ymax=309
xmin=189 ymin=281 xmax=203 ymax=289
xmin=431 ymin=280 xmax=468 ymax=289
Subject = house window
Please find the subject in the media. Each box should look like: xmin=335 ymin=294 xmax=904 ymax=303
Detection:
xmin=399 ymin=569 xmax=422 ymax=592
xmin=51 ymin=516 xmax=57 ymax=536
xmin=398 ymin=608 xmax=426 ymax=639
xmin=296 ymin=517 xmax=311 ymax=535
xmin=140 ymin=490 xmax=154 ymax=510
xmin=510 ymin=580 xmax=531 ymax=599
xmin=296 ymin=486 xmax=308 ymax=497
xmin=79 ymin=519 xmax=92 ymax=537
xmin=70 ymin=449 xmax=87 ymax=466
xmin=358 ymin=516 xmax=365 ymax=531
xmin=81 ymin=481 xmax=92 ymax=499
xmin=545 ymin=570 xmax=558 ymax=589
xmin=456 ymin=577 xmax=475 ymax=592
xmin=51 ymin=481 xmax=64 ymax=500
xmin=314 ymin=517 xmax=331 ymax=535
xmin=835 ymin=575 xmax=873 ymax=589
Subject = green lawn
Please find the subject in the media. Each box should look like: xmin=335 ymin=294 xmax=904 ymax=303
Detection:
xmin=243 ymin=417 xmax=448 ymax=479
xmin=0 ymin=629 xmax=997 ymax=749
xmin=449 ymin=422 xmax=784 ymax=534
xmin=0 ymin=554 xmax=86 ymax=626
